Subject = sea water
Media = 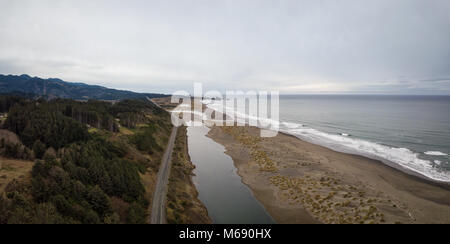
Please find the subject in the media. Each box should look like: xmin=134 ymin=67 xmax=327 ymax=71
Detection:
xmin=207 ymin=95 xmax=450 ymax=182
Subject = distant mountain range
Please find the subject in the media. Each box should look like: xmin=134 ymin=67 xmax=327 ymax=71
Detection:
xmin=0 ymin=74 xmax=167 ymax=100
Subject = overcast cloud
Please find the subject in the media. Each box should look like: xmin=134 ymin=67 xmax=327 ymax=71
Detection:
xmin=0 ymin=0 xmax=449 ymax=94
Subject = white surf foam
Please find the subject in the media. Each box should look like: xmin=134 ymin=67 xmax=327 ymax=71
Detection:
xmin=284 ymin=127 xmax=450 ymax=182
xmin=205 ymin=101 xmax=450 ymax=183
xmin=282 ymin=122 xmax=303 ymax=129
xmin=424 ymin=151 xmax=448 ymax=156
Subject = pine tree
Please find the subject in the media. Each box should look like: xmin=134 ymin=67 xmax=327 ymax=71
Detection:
xmin=33 ymin=140 xmax=46 ymax=159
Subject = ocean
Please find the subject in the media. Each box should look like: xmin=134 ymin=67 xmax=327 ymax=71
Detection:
xmin=206 ymin=95 xmax=450 ymax=183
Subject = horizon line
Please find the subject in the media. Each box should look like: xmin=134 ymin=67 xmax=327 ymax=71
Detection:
xmin=1 ymin=73 xmax=449 ymax=97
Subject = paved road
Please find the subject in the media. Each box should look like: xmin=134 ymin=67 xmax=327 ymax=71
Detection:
xmin=150 ymin=125 xmax=178 ymax=224
xmin=147 ymin=96 xmax=163 ymax=109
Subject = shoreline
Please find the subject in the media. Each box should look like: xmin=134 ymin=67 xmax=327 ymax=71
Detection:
xmin=207 ymin=125 xmax=450 ymax=224
xmin=278 ymin=130 xmax=450 ymax=190
xmin=153 ymin=96 xmax=450 ymax=223
xmin=201 ymin=100 xmax=449 ymax=184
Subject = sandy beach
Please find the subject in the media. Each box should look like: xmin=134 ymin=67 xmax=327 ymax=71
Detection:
xmin=207 ymin=126 xmax=450 ymax=224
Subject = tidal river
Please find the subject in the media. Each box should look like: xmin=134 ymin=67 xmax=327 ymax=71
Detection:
xmin=187 ymin=126 xmax=274 ymax=224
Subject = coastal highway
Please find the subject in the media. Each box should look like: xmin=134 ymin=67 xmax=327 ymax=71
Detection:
xmin=151 ymin=126 xmax=178 ymax=224
xmin=147 ymin=96 xmax=163 ymax=109
xmin=148 ymin=96 xmax=177 ymax=224
xmin=148 ymin=96 xmax=179 ymax=224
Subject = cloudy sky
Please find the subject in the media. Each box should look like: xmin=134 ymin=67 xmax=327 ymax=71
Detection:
xmin=0 ymin=0 xmax=449 ymax=94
